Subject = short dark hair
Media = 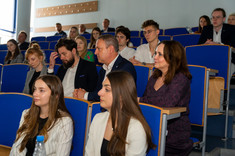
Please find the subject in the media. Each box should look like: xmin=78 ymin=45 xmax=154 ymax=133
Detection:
xmin=212 ymin=8 xmax=226 ymax=17
xmin=55 ymin=38 xmax=77 ymax=54
xmin=141 ymin=20 xmax=159 ymax=30
xmin=56 ymin=23 xmax=61 ymax=26
xmin=98 ymin=34 xmax=119 ymax=52
xmin=19 ymin=31 xmax=27 ymax=38
xmin=115 ymin=27 xmax=131 ymax=40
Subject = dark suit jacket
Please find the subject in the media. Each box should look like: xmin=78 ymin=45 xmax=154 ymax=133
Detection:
xmin=56 ymin=58 xmax=98 ymax=92
xmin=198 ymin=24 xmax=235 ymax=47
xmin=198 ymin=23 xmax=235 ymax=63
xmin=101 ymin=27 xmax=115 ymax=32
xmin=19 ymin=42 xmax=29 ymax=50
xmin=88 ymin=55 xmax=137 ymax=101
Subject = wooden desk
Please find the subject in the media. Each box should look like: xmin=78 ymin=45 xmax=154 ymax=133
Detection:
xmin=0 ymin=145 xmax=11 ymax=156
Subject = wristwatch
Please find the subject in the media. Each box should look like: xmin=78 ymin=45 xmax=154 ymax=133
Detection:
xmin=142 ymin=62 xmax=146 ymax=65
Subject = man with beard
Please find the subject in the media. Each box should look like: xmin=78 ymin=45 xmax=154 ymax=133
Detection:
xmin=48 ymin=38 xmax=98 ymax=97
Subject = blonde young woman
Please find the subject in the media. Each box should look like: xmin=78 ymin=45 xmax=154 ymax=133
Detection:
xmin=10 ymin=75 xmax=74 ymax=156
xmin=23 ymin=43 xmax=47 ymax=94
xmin=75 ymin=36 xmax=95 ymax=62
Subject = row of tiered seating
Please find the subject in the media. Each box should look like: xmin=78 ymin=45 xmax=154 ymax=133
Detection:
xmin=0 ymin=62 xmax=214 ymax=156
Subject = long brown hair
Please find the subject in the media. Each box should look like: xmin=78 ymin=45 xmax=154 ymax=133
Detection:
xmin=198 ymin=15 xmax=211 ymax=33
xmin=5 ymin=39 xmax=21 ymax=61
xmin=153 ymin=40 xmax=192 ymax=84
xmin=15 ymin=75 xmax=73 ymax=152
xmin=106 ymin=71 xmax=156 ymax=156
xmin=75 ymin=35 xmax=88 ymax=59
xmin=89 ymin=27 xmax=101 ymax=49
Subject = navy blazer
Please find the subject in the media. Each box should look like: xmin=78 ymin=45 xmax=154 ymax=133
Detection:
xmin=198 ymin=24 xmax=235 ymax=47
xmin=101 ymin=27 xmax=115 ymax=32
xmin=88 ymin=55 xmax=137 ymax=101
xmin=56 ymin=58 xmax=98 ymax=92
xmin=19 ymin=42 xmax=29 ymax=50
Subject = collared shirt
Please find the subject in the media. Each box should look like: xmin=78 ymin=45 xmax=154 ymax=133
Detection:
xmin=119 ymin=46 xmax=135 ymax=60
xmin=84 ymin=54 xmax=119 ymax=100
xmin=62 ymin=61 xmax=79 ymax=97
xmin=213 ymin=26 xmax=223 ymax=44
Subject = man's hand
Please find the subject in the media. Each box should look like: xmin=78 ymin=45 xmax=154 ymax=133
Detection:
xmin=49 ymin=52 xmax=58 ymax=69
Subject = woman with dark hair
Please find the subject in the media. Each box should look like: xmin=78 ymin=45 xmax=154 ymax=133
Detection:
xmin=23 ymin=43 xmax=47 ymax=94
xmin=140 ymin=40 xmax=193 ymax=156
xmin=85 ymin=71 xmax=155 ymax=156
xmin=88 ymin=27 xmax=101 ymax=49
xmin=195 ymin=15 xmax=211 ymax=33
xmin=10 ymin=75 xmax=74 ymax=156
xmin=75 ymin=35 xmax=94 ymax=62
xmin=4 ymin=39 xmax=24 ymax=64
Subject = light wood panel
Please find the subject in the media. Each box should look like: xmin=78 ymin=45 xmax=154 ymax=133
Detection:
xmin=36 ymin=1 xmax=98 ymax=18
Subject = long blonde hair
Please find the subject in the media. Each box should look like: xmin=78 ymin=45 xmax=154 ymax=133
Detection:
xmin=75 ymin=35 xmax=88 ymax=59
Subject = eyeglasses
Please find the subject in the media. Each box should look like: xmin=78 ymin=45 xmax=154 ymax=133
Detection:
xmin=143 ymin=29 xmax=156 ymax=35
xmin=211 ymin=16 xmax=223 ymax=20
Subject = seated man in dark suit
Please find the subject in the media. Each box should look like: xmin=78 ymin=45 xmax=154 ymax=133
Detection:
xmin=48 ymin=38 xmax=98 ymax=97
xmin=17 ymin=31 xmax=29 ymax=50
xmin=198 ymin=8 xmax=235 ymax=75
xmin=101 ymin=18 xmax=115 ymax=33
xmin=74 ymin=34 xmax=137 ymax=101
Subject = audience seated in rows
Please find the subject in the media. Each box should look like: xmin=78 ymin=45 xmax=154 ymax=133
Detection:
xmin=85 ymin=71 xmax=156 ymax=155
xmin=23 ymin=43 xmax=47 ymax=95
xmin=10 ymin=75 xmax=74 ymax=155
xmin=68 ymin=26 xmax=79 ymax=41
xmin=5 ymin=39 xmax=24 ymax=64
xmin=198 ymin=8 xmax=235 ymax=75
xmin=54 ymin=23 xmax=67 ymax=38
xmin=101 ymin=18 xmax=115 ymax=33
xmin=194 ymin=15 xmax=211 ymax=34
xmin=115 ymin=27 xmax=135 ymax=60
xmin=139 ymin=40 xmax=193 ymax=155
xmin=88 ymin=27 xmax=101 ymax=49
xmin=75 ymin=36 xmax=95 ymax=62
xmin=129 ymin=19 xmax=160 ymax=67
xmin=48 ymin=38 xmax=98 ymax=97
xmin=17 ymin=31 xmax=29 ymax=50
xmin=79 ymin=24 xmax=89 ymax=35
xmin=74 ymin=34 xmax=137 ymax=102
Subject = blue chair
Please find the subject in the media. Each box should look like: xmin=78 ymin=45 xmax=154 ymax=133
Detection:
xmin=0 ymin=93 xmax=32 ymax=146
xmin=96 ymin=65 xmax=102 ymax=74
xmin=142 ymin=35 xmax=171 ymax=44
xmin=46 ymin=35 xmax=62 ymax=41
xmin=186 ymin=45 xmax=231 ymax=139
xmin=31 ymin=36 xmax=46 ymax=42
xmin=188 ymin=65 xmax=211 ymax=156
xmin=44 ymin=50 xmax=62 ymax=64
xmin=64 ymin=97 xmax=90 ymax=156
xmin=89 ymin=102 xmax=163 ymax=156
xmin=0 ymin=44 xmax=8 ymax=50
xmin=38 ymin=41 xmax=49 ymax=50
xmin=130 ymin=37 xmax=141 ymax=47
xmin=80 ymin=34 xmax=91 ymax=40
xmin=191 ymin=27 xmax=199 ymax=32
xmin=164 ymin=27 xmax=189 ymax=36
xmin=49 ymin=41 xmax=57 ymax=50
xmin=130 ymin=31 xmax=140 ymax=37
xmin=1 ymin=64 xmax=29 ymax=92
xmin=102 ymin=32 xmax=115 ymax=36
xmin=134 ymin=65 xmax=151 ymax=97
xmin=0 ymin=51 xmax=7 ymax=64
xmin=172 ymin=34 xmax=201 ymax=47
xmin=140 ymin=29 xmax=164 ymax=37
